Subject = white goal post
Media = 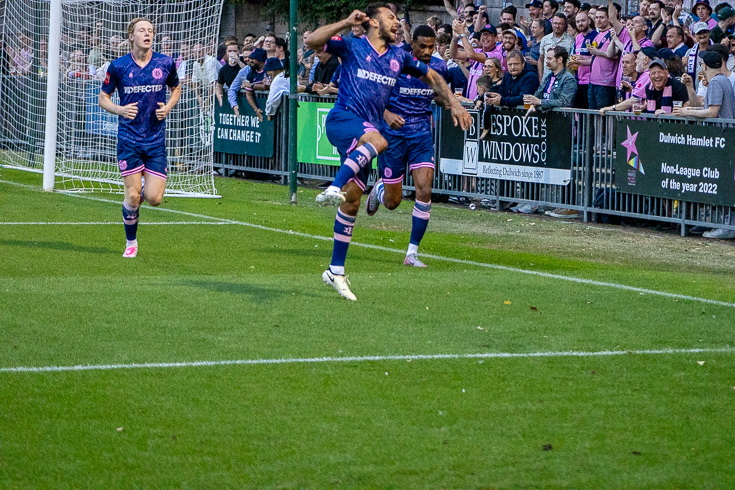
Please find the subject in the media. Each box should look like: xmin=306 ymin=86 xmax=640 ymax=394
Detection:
xmin=1 ymin=0 xmax=223 ymax=197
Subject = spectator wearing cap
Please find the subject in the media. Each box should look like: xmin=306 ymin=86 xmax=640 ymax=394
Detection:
xmin=677 ymin=45 xmax=735 ymax=119
xmin=599 ymin=46 xmax=661 ymax=114
xmin=234 ymin=46 xmax=267 ymax=118
xmin=685 ymin=44 xmax=735 ymax=106
xmin=526 ymin=0 xmax=545 ymax=21
xmin=658 ymin=48 xmax=684 ymax=77
xmin=692 ymin=0 xmax=718 ymax=32
xmin=485 ymin=49 xmax=541 ymax=107
xmin=264 ymin=57 xmax=295 ymax=118
xmin=685 ymin=22 xmax=713 ymax=88
xmin=451 ymin=19 xmax=501 ymax=99
xmin=567 ymin=9 xmax=598 ymax=108
xmin=538 ymin=13 xmax=575 ymax=80
xmin=708 ymin=6 xmax=735 ymax=43
xmin=524 ymin=0 xmax=550 ymax=34
xmin=644 ymin=57 xmax=689 ymax=113
xmin=499 ymin=26 xmax=529 ymax=60
xmin=676 ymin=49 xmax=735 ymax=239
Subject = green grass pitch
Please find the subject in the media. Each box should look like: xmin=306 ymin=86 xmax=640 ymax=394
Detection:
xmin=1 ymin=167 xmax=734 ymax=487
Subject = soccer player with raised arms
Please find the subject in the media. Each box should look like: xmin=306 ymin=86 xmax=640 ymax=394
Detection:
xmin=307 ymin=4 xmax=471 ymax=301
xmin=99 ymin=18 xmax=181 ymax=258
xmin=366 ymin=24 xmax=451 ymax=268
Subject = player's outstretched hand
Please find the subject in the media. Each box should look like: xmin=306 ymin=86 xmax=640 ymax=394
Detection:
xmin=155 ymin=102 xmax=169 ymax=120
xmin=347 ymin=10 xmax=368 ymax=26
xmin=452 ymin=104 xmax=472 ymax=131
xmin=120 ymin=102 xmax=138 ymax=120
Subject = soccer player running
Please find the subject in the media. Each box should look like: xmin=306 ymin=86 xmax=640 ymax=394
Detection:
xmin=98 ymin=18 xmax=181 ymax=258
xmin=366 ymin=25 xmax=452 ymax=268
xmin=306 ymin=4 xmax=470 ymax=301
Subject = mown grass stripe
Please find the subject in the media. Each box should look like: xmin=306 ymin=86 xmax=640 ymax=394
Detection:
xmin=2 ymin=179 xmax=733 ymax=309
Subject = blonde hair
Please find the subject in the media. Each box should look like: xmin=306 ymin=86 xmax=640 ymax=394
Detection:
xmin=127 ymin=17 xmax=155 ymax=39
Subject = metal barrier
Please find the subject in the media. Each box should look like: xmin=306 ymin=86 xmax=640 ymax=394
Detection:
xmin=215 ymin=92 xmax=735 ymax=235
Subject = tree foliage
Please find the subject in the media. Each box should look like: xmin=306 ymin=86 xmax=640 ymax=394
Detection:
xmin=236 ymin=0 xmax=436 ymax=29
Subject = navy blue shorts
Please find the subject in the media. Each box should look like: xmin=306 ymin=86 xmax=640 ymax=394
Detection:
xmin=117 ymin=141 xmax=168 ymax=180
xmin=377 ymin=132 xmax=435 ymax=185
xmin=326 ymin=109 xmax=379 ymax=190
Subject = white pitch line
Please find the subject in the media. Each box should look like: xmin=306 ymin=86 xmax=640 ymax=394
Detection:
xmin=2 ymin=347 xmax=734 ymax=374
xmin=0 ymin=221 xmax=233 ymax=226
xmin=2 ymin=179 xmax=734 ymax=309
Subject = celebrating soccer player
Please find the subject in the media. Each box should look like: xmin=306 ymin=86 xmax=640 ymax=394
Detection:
xmin=99 ymin=18 xmax=181 ymax=258
xmin=306 ymin=4 xmax=471 ymax=301
xmin=366 ymin=25 xmax=454 ymax=268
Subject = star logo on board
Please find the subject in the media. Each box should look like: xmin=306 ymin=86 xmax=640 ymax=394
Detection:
xmin=621 ymin=126 xmax=644 ymax=174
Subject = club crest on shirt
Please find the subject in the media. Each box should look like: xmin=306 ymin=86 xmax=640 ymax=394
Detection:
xmin=152 ymin=68 xmax=163 ymax=79
xmin=390 ymin=59 xmax=400 ymax=72
xmin=118 ymin=160 xmax=128 ymax=170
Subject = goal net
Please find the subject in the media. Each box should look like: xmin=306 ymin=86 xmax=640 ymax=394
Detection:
xmin=0 ymin=0 xmax=222 ymax=197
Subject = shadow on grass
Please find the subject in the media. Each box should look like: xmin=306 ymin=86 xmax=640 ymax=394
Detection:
xmin=0 ymin=239 xmax=115 ymax=255
xmin=180 ymin=279 xmax=322 ymax=301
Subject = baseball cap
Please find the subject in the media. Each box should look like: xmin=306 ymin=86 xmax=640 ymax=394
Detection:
xmin=526 ymin=0 xmax=543 ymax=8
xmin=699 ymin=50 xmax=723 ymax=68
xmin=692 ymin=21 xmax=711 ymax=34
xmin=640 ymin=46 xmax=659 ymax=59
xmin=648 ymin=58 xmax=668 ymax=70
xmin=657 ymin=48 xmax=676 ymax=60
xmin=502 ymin=28 xmax=528 ymax=50
xmin=263 ymin=57 xmax=284 ymax=72
xmin=717 ymin=5 xmax=735 ymax=20
xmin=249 ymin=47 xmax=267 ymax=63
xmin=479 ymin=24 xmax=498 ymax=35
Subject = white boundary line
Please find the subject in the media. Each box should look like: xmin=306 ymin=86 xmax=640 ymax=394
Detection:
xmin=0 ymin=221 xmax=233 ymax=226
xmin=2 ymin=347 xmax=734 ymax=373
xmin=2 ymin=179 xmax=734 ymax=309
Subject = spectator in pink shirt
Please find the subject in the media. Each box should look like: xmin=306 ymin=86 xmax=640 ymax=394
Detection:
xmin=587 ymin=6 xmax=619 ymax=108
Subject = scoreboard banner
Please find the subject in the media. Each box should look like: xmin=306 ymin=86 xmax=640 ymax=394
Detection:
xmin=614 ymin=120 xmax=735 ymax=206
